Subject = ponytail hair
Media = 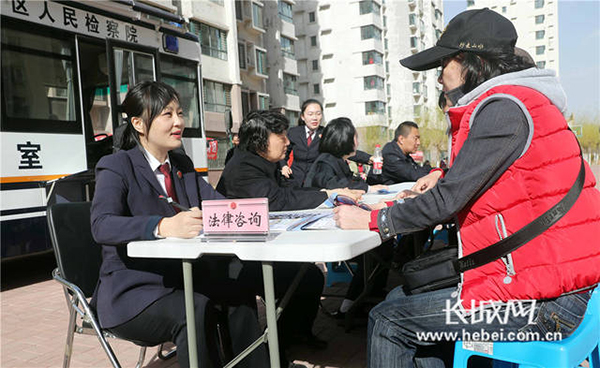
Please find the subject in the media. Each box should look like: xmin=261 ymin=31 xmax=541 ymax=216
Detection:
xmin=119 ymin=81 xmax=180 ymax=150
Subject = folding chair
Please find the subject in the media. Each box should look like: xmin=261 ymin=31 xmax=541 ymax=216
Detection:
xmin=47 ymin=202 xmax=175 ymax=368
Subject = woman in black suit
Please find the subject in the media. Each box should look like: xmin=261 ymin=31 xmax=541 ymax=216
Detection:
xmin=304 ymin=117 xmax=387 ymax=193
xmin=281 ymin=99 xmax=373 ymax=187
xmin=303 ymin=117 xmax=389 ymax=317
xmin=90 ymin=81 xmax=267 ymax=368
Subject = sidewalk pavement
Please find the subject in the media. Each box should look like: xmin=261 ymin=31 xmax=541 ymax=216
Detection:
xmin=1 ymin=253 xmax=373 ymax=368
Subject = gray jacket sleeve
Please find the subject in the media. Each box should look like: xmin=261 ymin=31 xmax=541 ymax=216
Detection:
xmin=377 ymin=99 xmax=530 ymax=239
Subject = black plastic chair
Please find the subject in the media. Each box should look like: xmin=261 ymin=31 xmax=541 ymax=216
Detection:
xmin=47 ymin=202 xmax=175 ymax=368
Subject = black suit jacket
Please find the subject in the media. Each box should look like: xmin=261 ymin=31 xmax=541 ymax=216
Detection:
xmin=303 ymin=153 xmax=368 ymax=191
xmin=90 ymin=147 xmax=223 ymax=328
xmin=218 ymin=149 xmax=327 ymax=211
xmin=281 ymin=125 xmax=372 ymax=187
xmin=376 ymin=141 xmax=432 ymax=184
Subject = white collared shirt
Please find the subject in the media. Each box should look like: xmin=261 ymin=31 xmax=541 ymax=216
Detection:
xmin=305 ymin=126 xmax=316 ymax=141
xmin=141 ymin=146 xmax=171 ymax=196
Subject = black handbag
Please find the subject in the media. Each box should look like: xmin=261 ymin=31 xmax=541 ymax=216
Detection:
xmin=402 ymin=156 xmax=585 ymax=295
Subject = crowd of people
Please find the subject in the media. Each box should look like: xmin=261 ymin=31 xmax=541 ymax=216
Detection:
xmin=89 ymin=8 xmax=599 ymax=368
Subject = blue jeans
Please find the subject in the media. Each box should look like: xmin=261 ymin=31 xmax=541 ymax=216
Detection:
xmin=367 ymin=286 xmax=592 ymax=368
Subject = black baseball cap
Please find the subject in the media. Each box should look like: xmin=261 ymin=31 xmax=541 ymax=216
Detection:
xmin=400 ymin=8 xmax=518 ymax=71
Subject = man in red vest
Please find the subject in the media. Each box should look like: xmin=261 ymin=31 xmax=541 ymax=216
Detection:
xmin=334 ymin=8 xmax=600 ymax=367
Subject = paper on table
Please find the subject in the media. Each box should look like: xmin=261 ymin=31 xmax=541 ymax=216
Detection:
xmin=362 ymin=182 xmax=416 ymax=204
xmin=300 ymin=213 xmax=339 ymax=230
xmin=269 ymin=211 xmax=331 ymax=231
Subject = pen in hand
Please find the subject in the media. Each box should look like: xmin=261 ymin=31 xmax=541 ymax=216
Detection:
xmin=158 ymin=195 xmax=191 ymax=212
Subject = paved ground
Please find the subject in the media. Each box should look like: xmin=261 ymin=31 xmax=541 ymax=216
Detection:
xmin=1 ymin=252 xmax=385 ymax=368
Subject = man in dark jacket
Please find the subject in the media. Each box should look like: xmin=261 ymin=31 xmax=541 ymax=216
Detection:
xmin=371 ymin=121 xmax=431 ymax=184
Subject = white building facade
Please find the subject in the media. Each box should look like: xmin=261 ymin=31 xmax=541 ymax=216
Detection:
xmin=294 ymin=0 xmax=444 ymax=131
xmin=467 ymin=0 xmax=559 ymax=74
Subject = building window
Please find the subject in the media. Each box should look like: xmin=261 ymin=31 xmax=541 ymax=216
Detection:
xmin=278 ymin=1 xmax=293 ymax=23
xmin=364 ymin=76 xmax=384 ymax=90
xmin=209 ymin=0 xmax=224 ymax=5
xmin=325 ymin=102 xmax=336 ymax=108
xmin=190 ymin=22 xmax=228 ymax=60
xmin=253 ymin=3 xmax=264 ymax=29
xmin=502 ymin=6 xmax=507 ymax=13
xmin=435 ymin=29 xmax=442 ymax=40
xmin=238 ymin=42 xmax=246 ymax=69
xmin=384 ymin=38 xmax=389 ymax=50
xmin=365 ymin=101 xmax=385 ymax=115
xmin=324 ymin=78 xmax=335 ymax=84
xmin=235 ymin=0 xmax=243 ymax=20
xmin=203 ymin=80 xmax=231 ymax=112
xmin=412 ymin=82 xmax=421 ymax=94
xmin=281 ymin=36 xmax=295 ymax=59
xmin=313 ymin=83 xmax=320 ymax=94
xmin=361 ymin=25 xmax=382 ymax=40
xmin=536 ymin=45 xmax=545 ymax=55
xmin=310 ymin=36 xmax=317 ymax=47
xmin=362 ymin=50 xmax=383 ymax=65
xmin=536 ymin=30 xmax=545 ymax=39
xmin=410 ymin=36 xmax=418 ymax=48
xmin=536 ymin=61 xmax=546 ymax=69
xmin=256 ymin=49 xmax=267 ymax=75
xmin=322 ymin=54 xmax=333 ymax=59
xmin=409 ymin=13 xmax=417 ymax=26
xmin=283 ymin=73 xmax=298 ymax=95
xmin=385 ymin=61 xmax=389 ymax=72
xmin=359 ymin=0 xmax=381 ymax=15
xmin=467 ymin=0 xmax=474 ymax=6
xmin=386 ymin=84 xmax=391 ymax=95
xmin=535 ymin=0 xmax=544 ymax=9
xmin=383 ymin=15 xmax=387 ymax=27
xmin=259 ymin=95 xmax=269 ymax=109
xmin=309 ymin=11 xmax=316 ymax=22
xmin=535 ymin=14 xmax=544 ymax=24
xmin=285 ymin=110 xmax=299 ymax=124
xmin=312 ymin=59 xmax=319 ymax=70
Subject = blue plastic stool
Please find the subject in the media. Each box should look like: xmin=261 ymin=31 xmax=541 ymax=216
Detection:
xmin=453 ymin=288 xmax=600 ymax=368
xmin=325 ymin=262 xmax=357 ymax=287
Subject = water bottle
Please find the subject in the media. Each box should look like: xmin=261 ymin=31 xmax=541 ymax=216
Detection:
xmin=372 ymin=144 xmax=383 ymax=175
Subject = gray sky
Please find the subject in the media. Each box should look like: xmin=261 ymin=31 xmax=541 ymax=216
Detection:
xmin=443 ymin=0 xmax=600 ymax=118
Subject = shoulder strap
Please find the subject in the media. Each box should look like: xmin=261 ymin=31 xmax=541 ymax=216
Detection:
xmin=455 ymin=155 xmax=585 ymax=273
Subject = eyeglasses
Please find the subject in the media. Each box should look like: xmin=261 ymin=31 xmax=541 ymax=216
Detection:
xmin=334 ymin=195 xmax=372 ymax=211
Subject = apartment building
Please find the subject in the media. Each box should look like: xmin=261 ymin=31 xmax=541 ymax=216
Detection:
xmin=263 ymin=0 xmax=301 ymax=124
xmin=467 ymin=0 xmax=559 ymax=74
xmin=235 ymin=0 xmax=271 ymax=121
xmin=294 ymin=0 xmax=444 ymax=133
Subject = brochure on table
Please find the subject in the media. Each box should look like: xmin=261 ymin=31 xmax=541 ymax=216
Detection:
xmin=361 ymin=182 xmax=416 ymax=204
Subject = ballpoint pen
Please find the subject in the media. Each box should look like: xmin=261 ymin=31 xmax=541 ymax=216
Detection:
xmin=158 ymin=195 xmax=190 ymax=212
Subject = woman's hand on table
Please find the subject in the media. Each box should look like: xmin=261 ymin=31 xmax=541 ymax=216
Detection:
xmin=334 ymin=188 xmax=365 ymax=202
xmin=158 ymin=207 xmax=203 ymax=238
xmin=333 ymin=206 xmax=370 ymax=230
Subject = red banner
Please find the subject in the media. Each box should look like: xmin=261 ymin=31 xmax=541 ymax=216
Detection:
xmin=410 ymin=151 xmax=424 ymax=162
xmin=207 ymin=139 xmax=218 ymax=160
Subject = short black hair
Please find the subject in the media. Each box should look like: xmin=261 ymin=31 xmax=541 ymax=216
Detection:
xmin=319 ymin=117 xmax=356 ymax=157
xmin=394 ymin=121 xmax=419 ymax=141
xmin=239 ymin=110 xmax=289 ymax=154
xmin=121 ymin=81 xmax=180 ymax=150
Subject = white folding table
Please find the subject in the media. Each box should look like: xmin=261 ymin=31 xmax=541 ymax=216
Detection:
xmin=128 ymin=229 xmax=381 ymax=368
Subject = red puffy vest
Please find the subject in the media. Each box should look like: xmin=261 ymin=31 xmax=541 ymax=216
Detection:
xmin=447 ymin=85 xmax=600 ymax=308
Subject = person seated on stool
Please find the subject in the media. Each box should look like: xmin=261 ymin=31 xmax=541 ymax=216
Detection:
xmin=335 ymin=9 xmax=600 ymax=367
xmin=303 ymin=117 xmax=390 ymax=316
xmin=91 ymin=81 xmax=268 ymax=368
xmin=217 ymin=110 xmax=364 ymax=365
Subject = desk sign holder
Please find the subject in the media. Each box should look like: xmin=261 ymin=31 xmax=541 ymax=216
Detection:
xmin=202 ymin=198 xmax=270 ymax=241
